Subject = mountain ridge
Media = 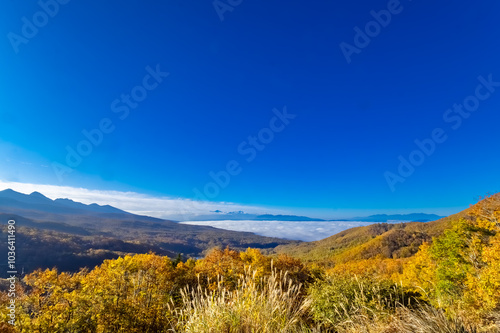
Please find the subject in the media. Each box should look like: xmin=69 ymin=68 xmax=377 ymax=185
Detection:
xmin=0 ymin=188 xmax=129 ymax=216
xmin=345 ymin=213 xmax=444 ymax=222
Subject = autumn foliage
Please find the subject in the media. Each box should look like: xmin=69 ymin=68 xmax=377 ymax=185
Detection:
xmin=401 ymin=195 xmax=500 ymax=321
xmin=0 ymin=194 xmax=499 ymax=331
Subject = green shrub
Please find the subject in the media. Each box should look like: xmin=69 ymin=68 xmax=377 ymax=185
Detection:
xmin=307 ymin=274 xmax=416 ymax=329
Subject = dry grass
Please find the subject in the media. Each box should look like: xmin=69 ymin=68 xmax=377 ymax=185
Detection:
xmin=307 ymin=275 xmax=498 ymax=333
xmin=386 ymin=305 xmax=481 ymax=333
xmin=171 ymin=267 xmax=311 ymax=333
xmin=330 ymin=305 xmax=485 ymax=333
xmin=168 ymin=268 xmax=499 ymax=333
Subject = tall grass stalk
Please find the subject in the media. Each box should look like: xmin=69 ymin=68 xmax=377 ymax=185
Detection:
xmin=172 ymin=267 xmax=311 ymax=333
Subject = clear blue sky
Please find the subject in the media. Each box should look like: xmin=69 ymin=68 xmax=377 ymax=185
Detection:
xmin=1 ymin=0 xmax=499 ymax=217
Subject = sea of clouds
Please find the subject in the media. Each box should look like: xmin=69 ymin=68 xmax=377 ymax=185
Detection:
xmin=180 ymin=220 xmax=375 ymax=241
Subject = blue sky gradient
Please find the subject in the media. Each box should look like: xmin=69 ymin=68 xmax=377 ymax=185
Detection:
xmin=1 ymin=0 xmax=499 ymax=218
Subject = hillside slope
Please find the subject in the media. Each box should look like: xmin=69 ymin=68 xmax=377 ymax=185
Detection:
xmin=274 ymin=194 xmax=500 ymax=265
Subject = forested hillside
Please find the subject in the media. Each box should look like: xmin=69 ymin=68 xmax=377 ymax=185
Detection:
xmin=273 ymin=195 xmax=492 ymax=264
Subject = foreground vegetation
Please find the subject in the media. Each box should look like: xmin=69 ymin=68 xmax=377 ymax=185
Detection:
xmin=1 ymin=195 xmax=499 ymax=332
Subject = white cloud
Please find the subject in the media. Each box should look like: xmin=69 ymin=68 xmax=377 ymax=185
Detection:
xmin=0 ymin=180 xmax=283 ymax=221
xmin=180 ymin=220 xmax=375 ymax=241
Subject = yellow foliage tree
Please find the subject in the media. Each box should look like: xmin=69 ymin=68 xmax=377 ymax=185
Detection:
xmin=194 ymin=247 xmax=244 ymax=290
xmin=400 ymin=242 xmax=437 ymax=302
xmin=80 ymin=253 xmax=176 ymax=332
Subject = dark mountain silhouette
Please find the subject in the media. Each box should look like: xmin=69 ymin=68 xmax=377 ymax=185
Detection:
xmin=254 ymin=214 xmax=325 ymax=221
xmin=0 ymin=189 xmax=128 ymax=216
xmin=347 ymin=213 xmax=444 ymax=222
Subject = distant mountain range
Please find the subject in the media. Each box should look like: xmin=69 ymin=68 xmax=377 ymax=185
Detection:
xmin=194 ymin=211 xmax=325 ymax=221
xmin=192 ymin=210 xmax=444 ymax=223
xmin=346 ymin=213 xmax=444 ymax=222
